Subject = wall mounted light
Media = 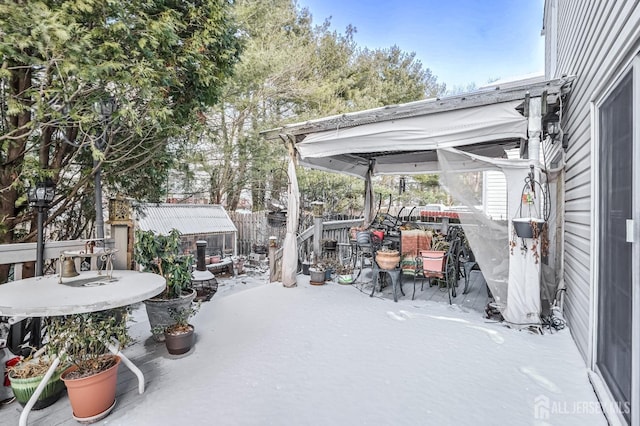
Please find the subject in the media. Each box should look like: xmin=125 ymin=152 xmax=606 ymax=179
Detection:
xmin=542 ymin=112 xmax=562 ymax=144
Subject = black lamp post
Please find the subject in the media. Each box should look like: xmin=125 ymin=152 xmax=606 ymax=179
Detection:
xmin=93 ymin=98 xmax=117 ymax=243
xmin=27 ymin=180 xmax=56 ymax=277
xmin=24 ymin=179 xmax=55 ymax=351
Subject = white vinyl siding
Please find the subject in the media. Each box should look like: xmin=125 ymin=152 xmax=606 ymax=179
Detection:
xmin=546 ymin=0 xmax=640 ymax=363
xmin=483 ymin=171 xmax=507 ymax=220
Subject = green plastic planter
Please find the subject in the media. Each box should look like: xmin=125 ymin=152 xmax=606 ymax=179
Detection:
xmin=9 ymin=367 xmax=66 ymax=410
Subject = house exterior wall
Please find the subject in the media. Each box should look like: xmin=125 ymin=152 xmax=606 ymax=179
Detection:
xmin=544 ymin=0 xmax=640 ymax=365
xmin=483 ymin=170 xmax=507 ymax=220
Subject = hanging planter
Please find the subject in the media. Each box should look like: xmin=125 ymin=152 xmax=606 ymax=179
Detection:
xmin=509 ymin=170 xmax=551 ymax=264
xmin=512 ymin=218 xmax=546 ymax=239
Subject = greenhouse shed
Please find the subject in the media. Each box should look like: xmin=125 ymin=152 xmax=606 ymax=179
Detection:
xmin=135 ymin=203 xmax=237 ymax=257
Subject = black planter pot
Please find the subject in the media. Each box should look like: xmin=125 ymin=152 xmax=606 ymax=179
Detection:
xmin=512 ymin=218 xmax=545 ymax=239
xmin=164 ymin=325 xmax=195 ymax=355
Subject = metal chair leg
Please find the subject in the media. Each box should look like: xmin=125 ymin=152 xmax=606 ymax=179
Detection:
xmin=370 ymin=270 xmax=378 ymax=297
xmin=412 ymin=275 xmax=417 ymax=300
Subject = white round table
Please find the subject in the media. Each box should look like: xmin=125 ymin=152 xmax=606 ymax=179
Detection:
xmin=0 ymin=270 xmax=165 ymax=317
xmin=0 ymin=270 xmax=165 ymax=426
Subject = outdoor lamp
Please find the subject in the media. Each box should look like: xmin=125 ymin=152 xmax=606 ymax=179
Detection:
xmin=25 ymin=179 xmax=56 ymax=350
xmin=28 ymin=180 xmax=56 ymax=209
xmin=94 ymin=97 xmax=117 ymax=121
xmin=28 ymin=180 xmax=56 ymax=278
xmin=544 ymin=112 xmax=561 ymax=143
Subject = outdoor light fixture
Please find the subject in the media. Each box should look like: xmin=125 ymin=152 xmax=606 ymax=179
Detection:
xmin=543 ymin=112 xmax=561 ymax=143
xmin=28 ymin=179 xmax=56 ymax=277
xmin=94 ymin=97 xmax=117 ymax=121
xmin=26 ymin=179 xmax=56 ymax=349
xmin=27 ymin=180 xmax=56 ymax=210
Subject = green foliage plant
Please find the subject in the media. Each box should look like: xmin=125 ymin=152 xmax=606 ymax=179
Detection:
xmin=164 ymin=303 xmax=200 ymax=335
xmin=0 ymin=0 xmax=242 ymax=277
xmin=134 ymin=229 xmax=194 ymax=299
xmin=47 ymin=309 xmax=130 ymax=379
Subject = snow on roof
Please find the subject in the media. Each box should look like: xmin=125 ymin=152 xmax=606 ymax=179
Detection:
xmin=478 ymin=72 xmax=545 ymax=90
xmin=135 ymin=203 xmax=237 ymax=236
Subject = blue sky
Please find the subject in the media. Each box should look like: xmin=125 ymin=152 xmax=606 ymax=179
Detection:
xmin=297 ymin=0 xmax=545 ymax=91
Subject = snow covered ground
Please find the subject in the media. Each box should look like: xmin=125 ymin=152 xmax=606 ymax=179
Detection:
xmin=111 ymin=271 xmax=607 ymax=426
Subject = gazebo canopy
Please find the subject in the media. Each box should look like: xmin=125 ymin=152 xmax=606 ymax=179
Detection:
xmin=264 ymin=76 xmax=574 ymax=177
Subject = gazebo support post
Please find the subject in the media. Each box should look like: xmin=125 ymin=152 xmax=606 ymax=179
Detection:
xmin=311 ymin=201 xmax=324 ymax=263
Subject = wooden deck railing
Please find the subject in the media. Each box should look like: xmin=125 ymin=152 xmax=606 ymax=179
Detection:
xmin=0 ymin=239 xmax=116 ymax=281
xmin=269 ymin=218 xmax=364 ymax=282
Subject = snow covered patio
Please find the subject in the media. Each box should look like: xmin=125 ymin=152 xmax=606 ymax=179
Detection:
xmin=3 ymin=273 xmax=606 ymax=425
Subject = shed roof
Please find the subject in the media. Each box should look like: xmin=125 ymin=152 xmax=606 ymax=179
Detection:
xmin=136 ymin=203 xmax=237 ymax=236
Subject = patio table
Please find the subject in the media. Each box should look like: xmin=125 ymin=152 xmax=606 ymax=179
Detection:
xmin=0 ymin=270 xmax=166 ymax=426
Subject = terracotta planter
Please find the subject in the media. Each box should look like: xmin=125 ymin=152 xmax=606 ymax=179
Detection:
xmin=61 ymin=356 xmax=120 ymax=420
xmin=144 ymin=289 xmax=196 ymax=342
xmin=164 ymin=325 xmax=195 ymax=355
xmin=375 ymin=250 xmax=400 ymax=270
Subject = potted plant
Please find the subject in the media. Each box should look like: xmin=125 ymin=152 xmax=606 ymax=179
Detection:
xmin=7 ymin=351 xmax=67 ymax=410
xmin=160 ymin=303 xmax=200 ymax=355
xmin=375 ymin=246 xmax=400 ymax=270
xmin=308 ymin=263 xmax=326 ymax=285
xmin=510 ymin=219 xmax=549 ymax=264
xmin=134 ymin=228 xmax=196 ymax=342
xmin=336 ymin=263 xmax=354 ymax=284
xmin=47 ymin=309 xmax=130 ymax=421
xmin=319 ymin=257 xmax=340 ymax=281
xmin=512 ymin=217 xmax=546 ymax=239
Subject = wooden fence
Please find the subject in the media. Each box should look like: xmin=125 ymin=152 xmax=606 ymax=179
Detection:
xmin=228 ymin=211 xmax=361 ymax=257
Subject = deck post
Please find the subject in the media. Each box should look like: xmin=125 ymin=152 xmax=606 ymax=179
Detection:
xmin=108 ymin=196 xmax=133 ymax=270
xmin=311 ymin=201 xmax=324 ymax=263
xmin=268 ymin=236 xmax=278 ymax=282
